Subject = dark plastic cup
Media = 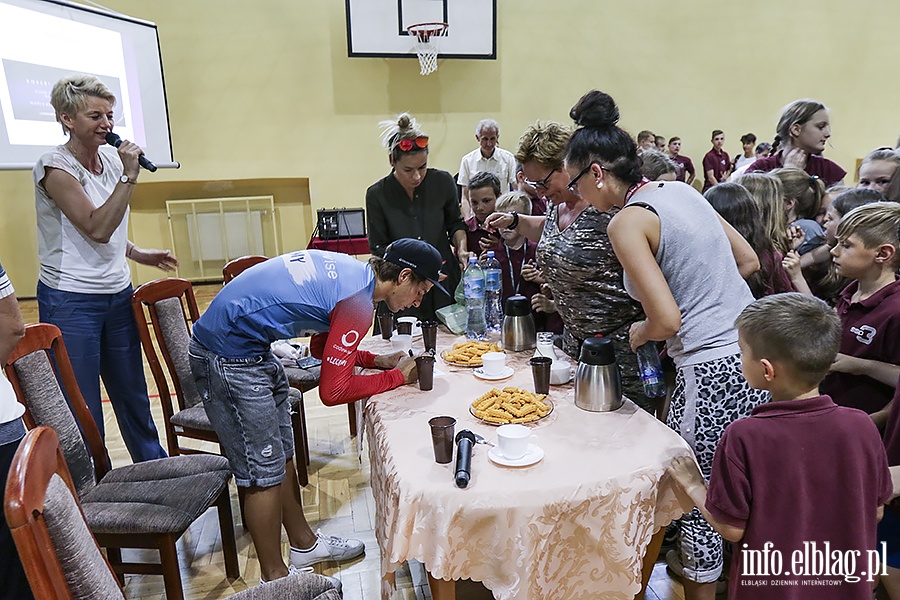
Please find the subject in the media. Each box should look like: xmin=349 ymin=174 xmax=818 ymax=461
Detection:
xmin=530 ymin=356 xmax=552 ymax=395
xmin=396 ymin=321 xmax=412 ymax=335
xmin=421 ymin=321 xmax=439 ymax=353
xmin=416 ymin=355 xmax=435 ymax=391
xmin=378 ymin=313 xmax=394 ymax=340
xmin=429 ymin=416 xmax=456 ymax=463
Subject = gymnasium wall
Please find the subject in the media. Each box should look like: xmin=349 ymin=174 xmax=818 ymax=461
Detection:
xmin=1 ymin=0 xmax=898 ymax=293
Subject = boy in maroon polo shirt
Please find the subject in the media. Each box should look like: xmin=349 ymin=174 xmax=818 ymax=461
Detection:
xmin=702 ymin=130 xmax=731 ymax=191
xmin=464 ymin=171 xmax=502 ymax=254
xmin=667 ymin=136 xmax=696 ymax=185
xmin=820 ymin=202 xmax=900 ymax=425
xmin=670 ymin=293 xmax=892 ymax=600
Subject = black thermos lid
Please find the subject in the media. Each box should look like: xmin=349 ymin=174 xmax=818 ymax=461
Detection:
xmin=579 ymin=337 xmax=617 ymax=366
xmin=505 ymin=295 xmax=531 ymax=316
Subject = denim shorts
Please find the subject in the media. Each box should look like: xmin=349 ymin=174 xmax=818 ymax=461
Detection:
xmin=188 ymin=339 xmax=293 ymax=488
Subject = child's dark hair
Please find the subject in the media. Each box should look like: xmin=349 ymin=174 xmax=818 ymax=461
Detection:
xmin=772 ymin=168 xmax=826 ymax=220
xmin=740 ymin=133 xmax=757 ymax=145
xmin=467 ymin=171 xmax=501 ymax=196
xmin=705 ymin=183 xmax=785 ymax=298
xmin=565 ymin=90 xmax=642 ymax=186
xmin=832 ymin=188 xmax=886 ymax=218
xmin=736 ymin=293 xmax=841 ymax=389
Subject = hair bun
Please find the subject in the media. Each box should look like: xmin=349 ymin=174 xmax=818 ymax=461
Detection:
xmin=570 ymin=90 xmax=620 ymax=129
xmin=397 ymin=113 xmax=413 ymax=131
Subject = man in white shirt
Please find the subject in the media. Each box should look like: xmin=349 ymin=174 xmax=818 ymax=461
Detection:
xmin=457 ymin=119 xmax=517 ymax=219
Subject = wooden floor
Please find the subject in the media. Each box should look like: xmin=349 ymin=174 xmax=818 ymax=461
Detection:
xmin=16 ymin=283 xmax=686 ymax=600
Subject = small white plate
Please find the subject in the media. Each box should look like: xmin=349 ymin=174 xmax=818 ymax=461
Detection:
xmin=488 ymin=444 xmax=544 ymax=467
xmin=473 ymin=366 xmax=514 ymax=381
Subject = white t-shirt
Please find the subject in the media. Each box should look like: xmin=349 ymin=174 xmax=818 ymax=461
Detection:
xmin=457 ymin=146 xmax=517 ymax=191
xmin=0 ymin=267 xmax=24 ymax=424
xmin=33 ymin=145 xmax=132 ymax=294
xmin=734 ymin=154 xmax=756 ymax=171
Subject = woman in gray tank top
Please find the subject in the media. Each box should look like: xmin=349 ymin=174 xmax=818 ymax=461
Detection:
xmin=563 ymin=90 xmax=770 ymax=599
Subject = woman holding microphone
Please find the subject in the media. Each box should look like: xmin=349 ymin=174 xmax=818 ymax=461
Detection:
xmin=33 ymin=74 xmax=175 ymax=462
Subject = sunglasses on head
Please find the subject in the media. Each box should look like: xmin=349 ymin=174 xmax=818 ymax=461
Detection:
xmin=395 ymin=136 xmax=429 ymax=152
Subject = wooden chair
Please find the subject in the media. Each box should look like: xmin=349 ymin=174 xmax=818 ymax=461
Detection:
xmin=132 ymin=277 xmax=309 ymax=486
xmin=3 ymin=323 xmax=239 ymax=600
xmin=4 ymin=426 xmax=341 ymax=600
xmin=222 ymin=255 xmax=357 ymax=438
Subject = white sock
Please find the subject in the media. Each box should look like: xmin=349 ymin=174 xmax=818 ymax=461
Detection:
xmin=292 ymin=540 xmax=318 ymax=553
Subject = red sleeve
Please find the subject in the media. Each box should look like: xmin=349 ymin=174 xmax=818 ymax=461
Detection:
xmin=685 ymin=158 xmax=695 ymax=177
xmin=702 ymin=151 xmax=716 ymax=172
xmin=316 ymin=290 xmax=404 ymax=406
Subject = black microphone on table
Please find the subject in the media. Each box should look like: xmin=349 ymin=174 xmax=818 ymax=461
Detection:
xmin=455 ymin=430 xmax=476 ymax=488
xmin=105 ymin=132 xmax=157 ymax=172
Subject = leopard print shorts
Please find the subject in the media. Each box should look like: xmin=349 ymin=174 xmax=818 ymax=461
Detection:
xmin=667 ymin=353 xmax=770 ymax=583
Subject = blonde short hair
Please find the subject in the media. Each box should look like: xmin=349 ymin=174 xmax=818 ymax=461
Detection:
xmin=515 ymin=120 xmax=572 ymax=170
xmin=836 ymin=202 xmax=900 ymax=264
xmin=50 ymin=74 xmax=116 ymax=135
xmin=495 ymin=191 xmax=531 ymax=215
xmin=736 ymin=293 xmax=840 ymax=389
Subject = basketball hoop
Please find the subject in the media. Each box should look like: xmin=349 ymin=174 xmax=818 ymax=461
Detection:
xmin=407 ymin=22 xmax=448 ymax=76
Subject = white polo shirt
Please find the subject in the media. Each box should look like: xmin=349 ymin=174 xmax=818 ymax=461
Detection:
xmin=457 ymin=146 xmax=517 ymax=192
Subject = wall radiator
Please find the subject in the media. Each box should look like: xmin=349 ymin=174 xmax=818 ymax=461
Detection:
xmin=165 ymin=196 xmax=281 ymax=280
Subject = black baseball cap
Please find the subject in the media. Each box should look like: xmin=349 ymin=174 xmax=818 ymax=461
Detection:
xmin=383 ymin=238 xmax=451 ymax=297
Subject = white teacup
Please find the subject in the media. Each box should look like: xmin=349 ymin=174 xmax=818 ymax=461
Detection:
xmin=391 ymin=334 xmax=412 ymax=354
xmin=496 ymin=424 xmax=538 ymax=460
xmin=550 ymin=360 xmax=572 ymax=385
xmin=481 ymin=351 xmax=506 ymax=376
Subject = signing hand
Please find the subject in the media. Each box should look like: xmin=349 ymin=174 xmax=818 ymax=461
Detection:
xmin=129 ymin=246 xmax=178 ymax=272
xmin=787 ymin=225 xmax=805 ymax=251
xmin=396 ymin=355 xmax=419 ymax=384
xmin=373 ymin=351 xmax=406 ymax=370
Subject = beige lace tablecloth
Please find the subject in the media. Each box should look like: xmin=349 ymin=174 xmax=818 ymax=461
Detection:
xmin=361 ymin=332 xmax=692 ymax=600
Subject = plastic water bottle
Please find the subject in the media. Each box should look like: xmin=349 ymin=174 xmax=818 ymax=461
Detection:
xmin=464 ymin=257 xmax=486 ymax=339
xmin=636 ymin=342 xmax=666 ymax=398
xmin=482 ymin=250 xmax=503 ymax=332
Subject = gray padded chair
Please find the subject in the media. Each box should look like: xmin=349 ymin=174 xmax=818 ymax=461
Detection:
xmin=4 ymin=426 xmax=342 ymax=600
xmin=3 ymin=323 xmax=240 ymax=600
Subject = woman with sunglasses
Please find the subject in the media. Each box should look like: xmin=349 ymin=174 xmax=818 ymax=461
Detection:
xmin=485 ymin=120 xmax=650 ymax=413
xmin=563 ymin=89 xmax=767 ymax=600
xmin=366 ymin=113 xmax=471 ymax=322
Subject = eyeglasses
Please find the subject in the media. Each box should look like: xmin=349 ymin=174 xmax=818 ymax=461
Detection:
xmin=523 ymin=168 xmax=558 ymax=191
xmin=394 ymin=136 xmax=429 ymax=152
xmin=566 ymin=163 xmax=609 ymax=193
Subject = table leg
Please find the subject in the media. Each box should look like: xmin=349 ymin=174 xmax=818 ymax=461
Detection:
xmin=427 ymin=572 xmax=457 ymax=600
xmin=636 ymin=526 xmax=667 ymax=600
xmin=348 ymin=401 xmax=358 ymax=437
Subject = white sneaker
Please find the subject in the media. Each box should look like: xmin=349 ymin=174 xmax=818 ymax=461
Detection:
xmin=259 ymin=565 xmax=343 ymax=594
xmin=290 ymin=530 xmax=365 ymax=568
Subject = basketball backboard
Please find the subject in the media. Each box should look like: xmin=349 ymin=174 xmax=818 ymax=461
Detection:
xmin=345 ymin=0 xmax=496 ymax=59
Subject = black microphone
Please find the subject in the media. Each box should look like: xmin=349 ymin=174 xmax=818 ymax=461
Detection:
xmin=454 ymin=430 xmax=476 ymax=488
xmin=105 ymin=132 xmax=157 ymax=172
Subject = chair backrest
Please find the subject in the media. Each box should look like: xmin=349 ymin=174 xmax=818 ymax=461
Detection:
xmin=132 ymin=278 xmax=203 ymax=414
xmin=4 ymin=426 xmax=125 ymax=600
xmin=222 ymin=255 xmax=268 ymax=284
xmin=4 ymin=324 xmax=109 ymax=496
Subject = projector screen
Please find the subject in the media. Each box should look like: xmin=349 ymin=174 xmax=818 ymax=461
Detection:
xmin=0 ymin=0 xmax=176 ymax=169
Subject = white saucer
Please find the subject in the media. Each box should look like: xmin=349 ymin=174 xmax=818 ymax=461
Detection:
xmin=488 ymin=444 xmax=544 ymax=467
xmin=473 ymin=366 xmax=514 ymax=381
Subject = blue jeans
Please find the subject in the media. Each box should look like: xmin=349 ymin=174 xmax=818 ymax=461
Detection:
xmin=37 ymin=282 xmax=166 ymax=463
xmin=188 ymin=338 xmax=293 ymax=488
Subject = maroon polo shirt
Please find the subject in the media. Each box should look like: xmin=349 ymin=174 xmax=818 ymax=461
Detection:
xmin=671 ymin=154 xmax=695 ymax=183
xmin=464 ymin=215 xmax=493 ymax=254
xmin=494 ymin=239 xmax=563 ymax=334
xmin=882 ymin=380 xmax=900 ymax=467
xmin=820 ymin=278 xmax=900 ymax=413
xmin=530 ymin=195 xmax=548 ymax=217
xmin=747 ymin=151 xmax=847 ymax=187
xmin=702 ymin=148 xmax=731 ymax=191
xmin=707 ymin=395 xmax=891 ymax=600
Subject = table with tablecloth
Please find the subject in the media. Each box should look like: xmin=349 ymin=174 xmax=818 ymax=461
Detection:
xmin=360 ymin=330 xmax=693 ymax=600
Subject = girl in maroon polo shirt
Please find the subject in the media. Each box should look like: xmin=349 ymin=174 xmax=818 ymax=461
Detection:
xmin=747 ymin=98 xmax=846 ymax=187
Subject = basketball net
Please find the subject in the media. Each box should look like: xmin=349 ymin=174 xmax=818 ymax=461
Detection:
xmin=408 ymin=23 xmax=448 ymax=76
